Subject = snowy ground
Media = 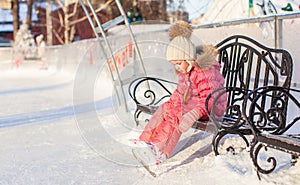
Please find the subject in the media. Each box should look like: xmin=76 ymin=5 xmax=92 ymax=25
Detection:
xmin=0 ymin=64 xmax=299 ymax=185
xmin=1 ymin=21 xmax=300 ymax=184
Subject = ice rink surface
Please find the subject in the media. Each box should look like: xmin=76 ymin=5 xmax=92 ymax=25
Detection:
xmin=0 ymin=22 xmax=300 ymax=184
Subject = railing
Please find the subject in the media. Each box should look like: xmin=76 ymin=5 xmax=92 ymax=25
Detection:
xmin=0 ymin=12 xmax=299 ymax=88
xmin=193 ymin=12 xmax=300 ymax=50
xmin=191 ymin=12 xmax=300 ymax=88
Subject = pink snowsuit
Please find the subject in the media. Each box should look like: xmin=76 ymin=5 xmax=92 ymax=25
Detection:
xmin=139 ymin=64 xmax=227 ymax=157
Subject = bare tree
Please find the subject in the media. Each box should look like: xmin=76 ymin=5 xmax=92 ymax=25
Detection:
xmin=12 ymin=0 xmax=19 ymax=40
xmin=54 ymin=0 xmax=111 ymax=44
xmin=27 ymin=0 xmax=33 ymax=28
xmin=55 ymin=0 xmax=81 ymax=44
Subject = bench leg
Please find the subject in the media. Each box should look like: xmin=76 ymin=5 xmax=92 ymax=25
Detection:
xmin=213 ymin=130 xmax=226 ymax=155
xmin=134 ymin=109 xmax=141 ymax=126
xmin=250 ymin=141 xmax=277 ymax=179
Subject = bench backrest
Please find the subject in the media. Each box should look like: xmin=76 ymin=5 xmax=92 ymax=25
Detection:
xmin=215 ymin=35 xmax=293 ymax=125
xmin=243 ymin=86 xmax=300 ymax=134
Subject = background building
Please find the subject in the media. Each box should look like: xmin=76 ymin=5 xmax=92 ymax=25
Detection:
xmin=0 ymin=0 xmax=197 ymax=45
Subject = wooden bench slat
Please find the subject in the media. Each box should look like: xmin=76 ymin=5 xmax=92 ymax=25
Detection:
xmin=258 ymin=134 xmax=300 ymax=154
xmin=136 ymin=104 xmax=158 ymax=115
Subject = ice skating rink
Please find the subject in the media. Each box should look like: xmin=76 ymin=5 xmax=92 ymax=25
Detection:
xmin=0 ymin=24 xmax=300 ymax=184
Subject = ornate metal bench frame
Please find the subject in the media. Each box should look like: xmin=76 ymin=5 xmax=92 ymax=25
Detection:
xmin=243 ymin=86 xmax=300 ymax=179
xmin=128 ymin=34 xmax=293 ymax=156
xmin=128 ymin=76 xmax=216 ymax=132
xmin=211 ymin=35 xmax=293 ymax=154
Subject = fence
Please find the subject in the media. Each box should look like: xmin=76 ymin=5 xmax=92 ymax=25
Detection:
xmin=0 ymin=12 xmax=299 ymax=88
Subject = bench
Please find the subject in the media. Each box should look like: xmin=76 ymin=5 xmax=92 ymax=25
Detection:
xmin=128 ymin=34 xmax=293 ymax=155
xmin=210 ymin=35 xmax=293 ymax=154
xmin=243 ymin=86 xmax=300 ymax=179
xmin=128 ymin=77 xmax=216 ymax=132
xmin=128 ymin=76 xmax=176 ymax=125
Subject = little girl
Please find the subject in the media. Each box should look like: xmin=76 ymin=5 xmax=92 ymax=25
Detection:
xmin=133 ymin=21 xmax=227 ymax=170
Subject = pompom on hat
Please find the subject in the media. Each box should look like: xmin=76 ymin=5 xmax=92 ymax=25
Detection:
xmin=168 ymin=20 xmax=192 ymax=41
xmin=166 ymin=21 xmax=196 ymax=61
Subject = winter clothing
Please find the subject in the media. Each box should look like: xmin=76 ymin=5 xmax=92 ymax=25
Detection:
xmin=132 ymin=142 xmax=167 ymax=175
xmin=138 ymin=20 xmax=227 ymax=159
xmin=194 ymin=45 xmax=218 ymax=69
xmin=168 ymin=20 xmax=192 ymax=41
xmin=178 ymin=108 xmax=200 ymax=133
xmin=139 ymin=47 xmax=227 ymax=158
xmin=132 ymin=140 xmax=166 ymax=164
xmin=166 ymin=36 xmax=196 ymax=61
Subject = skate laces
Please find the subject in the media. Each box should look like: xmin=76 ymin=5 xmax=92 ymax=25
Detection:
xmin=149 ymin=143 xmax=167 ymax=165
xmin=132 ymin=140 xmax=166 ymax=165
xmin=131 ymin=139 xmax=148 ymax=147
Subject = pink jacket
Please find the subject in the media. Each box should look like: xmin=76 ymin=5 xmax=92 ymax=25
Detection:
xmin=139 ymin=64 xmax=227 ymax=157
xmin=168 ymin=64 xmax=227 ymax=120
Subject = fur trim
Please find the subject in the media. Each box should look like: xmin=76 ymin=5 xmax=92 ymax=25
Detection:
xmin=169 ymin=20 xmax=192 ymax=40
xmin=173 ymin=45 xmax=218 ymax=74
xmin=194 ymin=45 xmax=218 ymax=69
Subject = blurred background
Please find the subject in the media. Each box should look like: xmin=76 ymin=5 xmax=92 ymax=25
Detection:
xmin=0 ymin=0 xmax=212 ymax=46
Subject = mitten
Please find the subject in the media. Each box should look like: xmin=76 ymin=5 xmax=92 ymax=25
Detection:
xmin=146 ymin=104 xmax=165 ymax=130
xmin=178 ymin=108 xmax=201 ymax=132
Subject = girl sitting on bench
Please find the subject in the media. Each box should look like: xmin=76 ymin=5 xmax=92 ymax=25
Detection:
xmin=133 ymin=21 xmax=227 ymax=170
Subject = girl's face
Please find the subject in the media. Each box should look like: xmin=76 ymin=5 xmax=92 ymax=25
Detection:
xmin=171 ymin=60 xmax=189 ymax=73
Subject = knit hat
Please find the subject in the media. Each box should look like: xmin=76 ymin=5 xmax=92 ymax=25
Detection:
xmin=166 ymin=21 xmax=196 ymax=61
xmin=166 ymin=36 xmax=196 ymax=61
